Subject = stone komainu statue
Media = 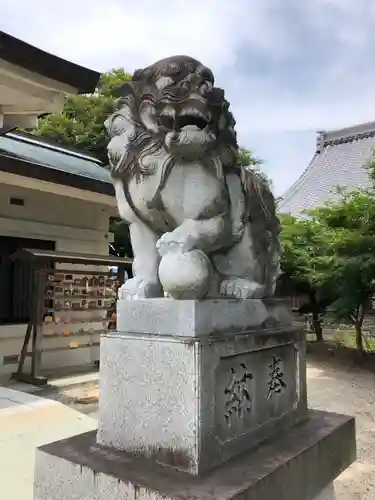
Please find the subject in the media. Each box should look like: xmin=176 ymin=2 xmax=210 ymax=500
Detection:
xmin=105 ymin=55 xmax=281 ymax=300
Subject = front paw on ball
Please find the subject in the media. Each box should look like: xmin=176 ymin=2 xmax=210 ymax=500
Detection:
xmin=156 ymin=233 xmax=183 ymax=257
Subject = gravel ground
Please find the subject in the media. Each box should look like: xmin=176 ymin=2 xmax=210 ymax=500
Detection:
xmin=307 ymin=357 xmax=375 ymax=499
xmin=56 ymin=356 xmax=375 ymax=499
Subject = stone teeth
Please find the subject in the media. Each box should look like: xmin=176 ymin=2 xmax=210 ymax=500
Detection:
xmin=180 ymin=107 xmax=208 ymax=120
xmin=161 ymin=107 xmax=176 ymax=118
xmin=182 ymin=124 xmax=200 ymax=129
xmin=191 ymin=108 xmax=203 ymax=118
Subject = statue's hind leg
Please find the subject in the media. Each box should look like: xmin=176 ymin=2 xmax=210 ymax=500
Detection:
xmin=219 ymin=278 xmax=266 ymax=299
xmin=213 ymin=223 xmax=266 ymax=299
xmin=119 ymin=221 xmax=163 ymax=300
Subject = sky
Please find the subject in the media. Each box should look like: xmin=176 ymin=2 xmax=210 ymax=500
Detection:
xmin=2 ymin=0 xmax=375 ymax=195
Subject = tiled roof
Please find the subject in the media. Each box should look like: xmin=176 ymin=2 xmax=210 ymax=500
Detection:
xmin=0 ymin=132 xmax=111 ymax=185
xmin=279 ymin=121 xmax=375 ymax=216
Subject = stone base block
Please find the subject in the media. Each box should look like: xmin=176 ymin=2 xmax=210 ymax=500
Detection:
xmin=116 ymin=297 xmax=292 ymax=336
xmin=97 ymin=324 xmax=307 ymax=474
xmin=34 ymin=410 xmax=355 ymax=500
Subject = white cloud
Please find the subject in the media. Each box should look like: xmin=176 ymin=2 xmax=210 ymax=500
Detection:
xmin=1 ymin=0 xmax=375 ymax=194
xmin=0 ymin=1 xmax=262 ymax=71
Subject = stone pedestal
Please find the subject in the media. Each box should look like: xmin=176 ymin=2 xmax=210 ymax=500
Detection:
xmin=98 ymin=299 xmax=306 ymax=474
xmin=33 ymin=298 xmax=356 ymax=500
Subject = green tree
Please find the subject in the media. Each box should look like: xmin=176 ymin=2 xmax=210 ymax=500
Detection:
xmin=279 ymin=213 xmax=331 ymax=341
xmin=236 ymin=147 xmax=273 ymax=188
xmin=34 ymin=68 xmax=133 ymax=257
xmin=237 ymin=147 xmax=262 ymax=167
xmin=280 ymin=152 xmax=375 ymax=351
xmin=309 ymin=190 xmax=375 ymax=353
xmin=34 ymin=68 xmax=132 ymax=163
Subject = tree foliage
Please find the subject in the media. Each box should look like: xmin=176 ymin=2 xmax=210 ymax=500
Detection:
xmin=237 ymin=147 xmax=262 ymax=168
xmin=280 ymin=153 xmax=375 ymax=352
xmin=236 ymin=147 xmax=273 ymax=188
xmin=34 ymin=68 xmax=132 ymax=163
xmin=308 ymin=190 xmax=375 ymax=352
xmin=279 ymin=213 xmax=330 ymax=340
xmin=34 ymin=68 xmax=133 ymax=256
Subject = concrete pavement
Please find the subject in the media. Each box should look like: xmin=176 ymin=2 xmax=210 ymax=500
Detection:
xmin=0 ymin=386 xmax=97 ymax=500
xmin=2 ymin=356 xmax=375 ymax=499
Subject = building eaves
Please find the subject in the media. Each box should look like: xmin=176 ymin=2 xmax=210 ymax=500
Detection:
xmin=323 ymin=121 xmax=375 ymax=146
xmin=0 ymin=31 xmax=100 ymax=93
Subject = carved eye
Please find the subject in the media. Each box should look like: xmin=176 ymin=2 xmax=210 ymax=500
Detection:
xmin=164 ymin=62 xmax=180 ymax=76
xmin=180 ymin=80 xmax=191 ymax=92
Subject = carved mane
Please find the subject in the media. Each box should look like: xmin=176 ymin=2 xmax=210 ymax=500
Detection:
xmin=104 ymin=61 xmax=238 ymax=186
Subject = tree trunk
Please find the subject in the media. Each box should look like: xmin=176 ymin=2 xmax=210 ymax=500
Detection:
xmin=355 ymin=324 xmax=364 ymax=353
xmin=312 ymin=311 xmax=323 ymax=342
xmin=354 ymin=304 xmax=365 ymax=354
xmin=309 ymin=292 xmax=324 ymax=342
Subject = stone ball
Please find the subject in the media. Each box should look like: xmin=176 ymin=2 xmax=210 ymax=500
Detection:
xmin=158 ymin=249 xmax=212 ymax=300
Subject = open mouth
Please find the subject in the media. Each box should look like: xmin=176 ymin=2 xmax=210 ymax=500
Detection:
xmin=158 ymin=112 xmax=210 ymax=132
xmin=177 ymin=115 xmax=208 ymax=130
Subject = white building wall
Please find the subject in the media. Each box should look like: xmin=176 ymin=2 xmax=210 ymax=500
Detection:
xmin=0 ymin=183 xmax=112 ymax=250
xmin=0 ymin=182 xmax=117 ymax=380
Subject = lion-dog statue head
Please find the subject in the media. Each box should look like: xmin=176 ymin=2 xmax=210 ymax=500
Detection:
xmin=105 ymin=55 xmax=238 ymax=183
